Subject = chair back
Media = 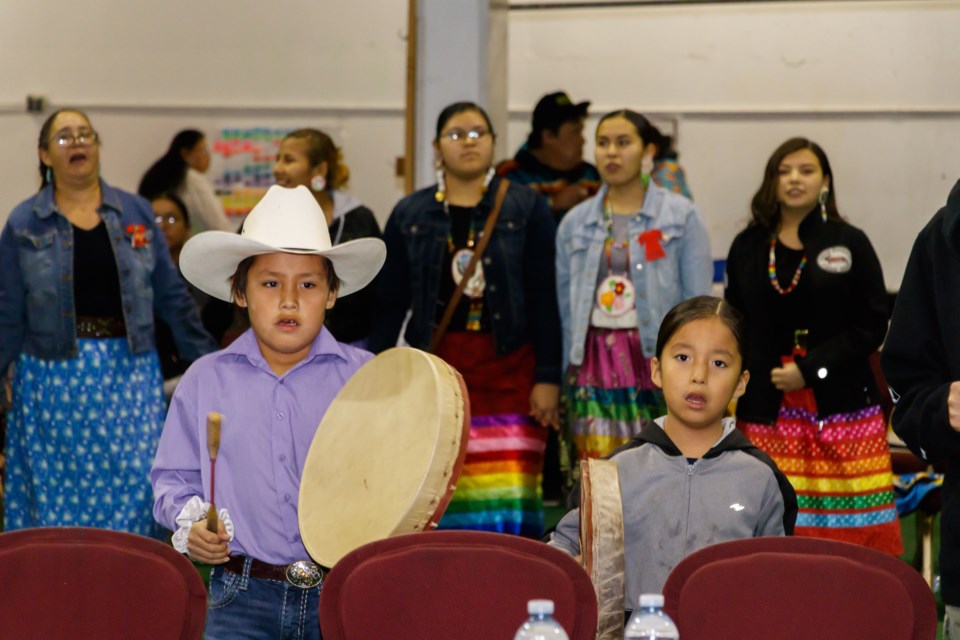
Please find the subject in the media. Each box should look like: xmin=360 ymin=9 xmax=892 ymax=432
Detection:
xmin=320 ymin=530 xmax=597 ymax=640
xmin=0 ymin=527 xmax=206 ymax=639
xmin=663 ymin=536 xmax=936 ymax=640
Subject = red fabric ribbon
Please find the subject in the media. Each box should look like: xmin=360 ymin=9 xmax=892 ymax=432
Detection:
xmin=126 ymin=224 xmax=148 ymax=248
xmin=638 ymin=229 xmax=666 ymax=261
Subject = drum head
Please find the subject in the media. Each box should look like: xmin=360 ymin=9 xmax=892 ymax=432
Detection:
xmin=580 ymin=458 xmax=625 ymax=639
xmin=299 ymin=347 xmax=470 ymax=567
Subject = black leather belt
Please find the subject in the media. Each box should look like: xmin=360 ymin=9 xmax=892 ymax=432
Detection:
xmin=223 ymin=555 xmax=324 ymax=589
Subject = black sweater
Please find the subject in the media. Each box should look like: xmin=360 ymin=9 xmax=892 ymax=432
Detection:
xmin=725 ymin=209 xmax=888 ymax=423
xmin=882 ymin=179 xmax=960 ymax=606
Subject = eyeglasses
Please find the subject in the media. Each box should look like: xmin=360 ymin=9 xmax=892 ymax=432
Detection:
xmin=154 ymin=215 xmax=183 ymax=226
xmin=440 ymin=128 xmax=491 ymax=143
xmin=50 ymin=131 xmax=99 ymax=147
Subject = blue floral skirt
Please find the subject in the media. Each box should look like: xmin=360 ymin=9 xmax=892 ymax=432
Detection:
xmin=4 ymin=339 xmax=165 ymax=538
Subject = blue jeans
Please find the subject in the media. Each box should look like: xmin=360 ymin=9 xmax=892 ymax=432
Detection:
xmin=205 ymin=559 xmax=322 ymax=640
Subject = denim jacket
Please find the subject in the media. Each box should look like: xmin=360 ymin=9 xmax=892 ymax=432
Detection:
xmin=368 ymin=176 xmax=562 ymax=384
xmin=0 ymin=180 xmax=217 ymax=371
xmin=556 ymin=182 xmax=712 ymax=370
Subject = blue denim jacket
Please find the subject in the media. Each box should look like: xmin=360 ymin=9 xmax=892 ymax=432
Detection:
xmin=368 ymin=176 xmax=562 ymax=384
xmin=0 ymin=180 xmax=217 ymax=371
xmin=556 ymin=182 xmax=712 ymax=370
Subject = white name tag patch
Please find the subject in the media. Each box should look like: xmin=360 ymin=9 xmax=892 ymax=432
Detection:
xmin=816 ymin=246 xmax=852 ymax=273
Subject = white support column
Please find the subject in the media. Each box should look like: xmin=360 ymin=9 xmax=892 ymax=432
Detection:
xmin=414 ymin=0 xmax=508 ymax=190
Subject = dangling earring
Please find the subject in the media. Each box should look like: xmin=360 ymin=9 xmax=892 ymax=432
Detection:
xmin=435 ymin=161 xmax=446 ymax=203
xmin=482 ymin=166 xmax=495 ymax=192
xmin=818 ymin=187 xmax=829 ymax=222
xmin=640 ymin=155 xmax=653 ymax=189
xmin=310 ymin=174 xmax=327 ymax=193
xmin=45 ymin=166 xmax=52 ymax=185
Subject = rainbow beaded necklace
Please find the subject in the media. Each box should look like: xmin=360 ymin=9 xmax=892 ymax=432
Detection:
xmin=768 ymin=235 xmax=806 ymax=295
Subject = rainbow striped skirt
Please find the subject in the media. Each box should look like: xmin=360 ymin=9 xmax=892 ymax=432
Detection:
xmin=740 ymin=404 xmax=903 ymax=555
xmin=434 ymin=333 xmax=547 ymax=538
xmin=564 ymin=327 xmax=666 ymax=471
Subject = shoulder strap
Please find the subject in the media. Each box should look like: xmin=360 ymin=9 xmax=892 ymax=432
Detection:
xmin=429 ymin=179 xmax=510 ymax=353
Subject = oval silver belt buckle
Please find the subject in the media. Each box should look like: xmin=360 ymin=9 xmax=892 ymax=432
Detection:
xmin=285 ymin=560 xmax=323 ymax=589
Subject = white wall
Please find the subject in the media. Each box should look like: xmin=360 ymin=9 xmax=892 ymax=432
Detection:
xmin=506 ymin=0 xmax=960 ymax=288
xmin=0 ymin=1 xmax=409 ymax=225
xmin=2 ymin=0 xmax=958 ymax=290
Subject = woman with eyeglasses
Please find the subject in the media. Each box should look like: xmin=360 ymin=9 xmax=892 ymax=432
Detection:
xmin=0 ymin=109 xmax=217 ymax=536
xmin=369 ymin=101 xmax=562 ymax=537
xmin=555 ymin=110 xmax=712 ymax=480
xmin=272 ymin=128 xmax=382 ymax=347
xmin=139 ymin=129 xmax=232 ymax=233
xmin=725 ymin=138 xmax=901 ymax=555
xmin=150 ymin=193 xmax=233 ymax=383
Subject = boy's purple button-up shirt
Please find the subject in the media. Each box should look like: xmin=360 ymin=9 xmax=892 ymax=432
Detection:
xmin=151 ymin=326 xmax=373 ymax=565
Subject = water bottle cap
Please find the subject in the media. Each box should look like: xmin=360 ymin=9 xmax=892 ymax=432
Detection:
xmin=639 ymin=594 xmax=664 ymax=608
xmin=527 ymin=599 xmax=555 ymax=615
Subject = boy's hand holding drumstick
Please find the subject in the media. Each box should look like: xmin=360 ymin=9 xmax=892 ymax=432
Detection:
xmin=186 ymin=412 xmax=230 ymax=564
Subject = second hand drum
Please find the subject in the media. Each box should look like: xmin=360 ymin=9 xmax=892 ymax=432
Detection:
xmin=581 ymin=458 xmax=625 ymax=640
xmin=298 ymin=347 xmax=471 ymax=568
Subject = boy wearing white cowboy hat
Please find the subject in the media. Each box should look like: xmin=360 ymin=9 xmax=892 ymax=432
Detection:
xmin=151 ymin=185 xmax=385 ymax=640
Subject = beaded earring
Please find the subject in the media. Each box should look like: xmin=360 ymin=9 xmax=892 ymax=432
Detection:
xmin=641 ymin=154 xmax=654 ymax=188
xmin=434 ymin=161 xmax=446 ymax=203
xmin=482 ymin=166 xmax=495 ymax=191
xmin=818 ymin=187 xmax=829 ymax=222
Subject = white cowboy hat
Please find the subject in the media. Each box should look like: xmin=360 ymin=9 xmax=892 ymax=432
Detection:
xmin=179 ymin=185 xmax=386 ymax=302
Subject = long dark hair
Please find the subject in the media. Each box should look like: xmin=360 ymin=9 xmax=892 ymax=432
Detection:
xmin=37 ymin=108 xmax=94 ymax=190
xmin=596 ymin=110 xmax=660 ymax=148
xmin=655 ymin=296 xmax=748 ymax=370
xmin=138 ymin=129 xmax=205 ymax=199
xmin=282 ymin=128 xmax=349 ymax=190
xmin=750 ymin=137 xmax=840 ymax=231
xmin=434 ymin=102 xmax=495 ymax=141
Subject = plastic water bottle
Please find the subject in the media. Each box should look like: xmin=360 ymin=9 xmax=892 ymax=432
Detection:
xmin=514 ymin=599 xmax=570 ymax=640
xmin=624 ymin=594 xmax=679 ymax=639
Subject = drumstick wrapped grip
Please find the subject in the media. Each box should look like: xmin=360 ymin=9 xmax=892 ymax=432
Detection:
xmin=206 ymin=412 xmax=222 ymax=533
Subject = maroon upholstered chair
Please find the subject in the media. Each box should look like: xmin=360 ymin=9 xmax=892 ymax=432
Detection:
xmin=319 ymin=530 xmax=597 ymax=640
xmin=0 ymin=527 xmax=206 ymax=639
xmin=663 ymin=537 xmax=936 ymax=640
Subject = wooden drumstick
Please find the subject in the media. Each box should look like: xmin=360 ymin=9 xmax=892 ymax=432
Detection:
xmin=206 ymin=412 xmax=222 ymax=533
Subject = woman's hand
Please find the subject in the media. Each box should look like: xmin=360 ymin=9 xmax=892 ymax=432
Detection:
xmin=187 ymin=519 xmax=231 ymax=564
xmin=771 ymin=362 xmax=806 ymax=392
xmin=530 ymin=383 xmax=560 ymax=430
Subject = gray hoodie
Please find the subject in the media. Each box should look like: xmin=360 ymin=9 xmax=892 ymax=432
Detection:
xmin=549 ymin=417 xmax=797 ymax=610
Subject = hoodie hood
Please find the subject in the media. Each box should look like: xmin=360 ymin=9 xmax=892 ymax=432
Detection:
xmin=331 ymin=190 xmax=364 ymax=220
xmin=941 ymin=179 xmax=960 ymax=257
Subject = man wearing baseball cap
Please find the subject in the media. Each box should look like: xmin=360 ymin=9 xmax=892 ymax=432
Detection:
xmin=497 ymin=91 xmax=600 ymax=222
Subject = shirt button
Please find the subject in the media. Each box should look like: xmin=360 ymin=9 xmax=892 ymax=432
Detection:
xmin=284 ymin=494 xmax=291 ymax=502
xmin=292 ymin=535 xmax=300 ymax=543
xmin=488 ymin=284 xmax=496 ymax=293
xmin=636 ymin=263 xmax=644 ymax=271
xmin=483 ymin=257 xmax=492 ymax=265
xmin=279 ymin=454 xmax=287 ymax=463
xmin=277 ymin=412 xmax=284 ymax=420
xmin=493 ymin=313 xmax=501 ymax=320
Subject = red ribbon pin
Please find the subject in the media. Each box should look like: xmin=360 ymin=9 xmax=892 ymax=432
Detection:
xmin=638 ymin=229 xmax=666 ymax=261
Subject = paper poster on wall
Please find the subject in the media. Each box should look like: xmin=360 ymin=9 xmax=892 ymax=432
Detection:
xmin=210 ymin=127 xmax=291 ymax=218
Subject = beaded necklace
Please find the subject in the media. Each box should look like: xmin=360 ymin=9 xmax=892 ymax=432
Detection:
xmin=767 ymin=235 xmax=807 ymax=295
xmin=443 ymin=168 xmax=495 ymax=331
xmin=602 ymin=194 xmax=630 ymax=257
